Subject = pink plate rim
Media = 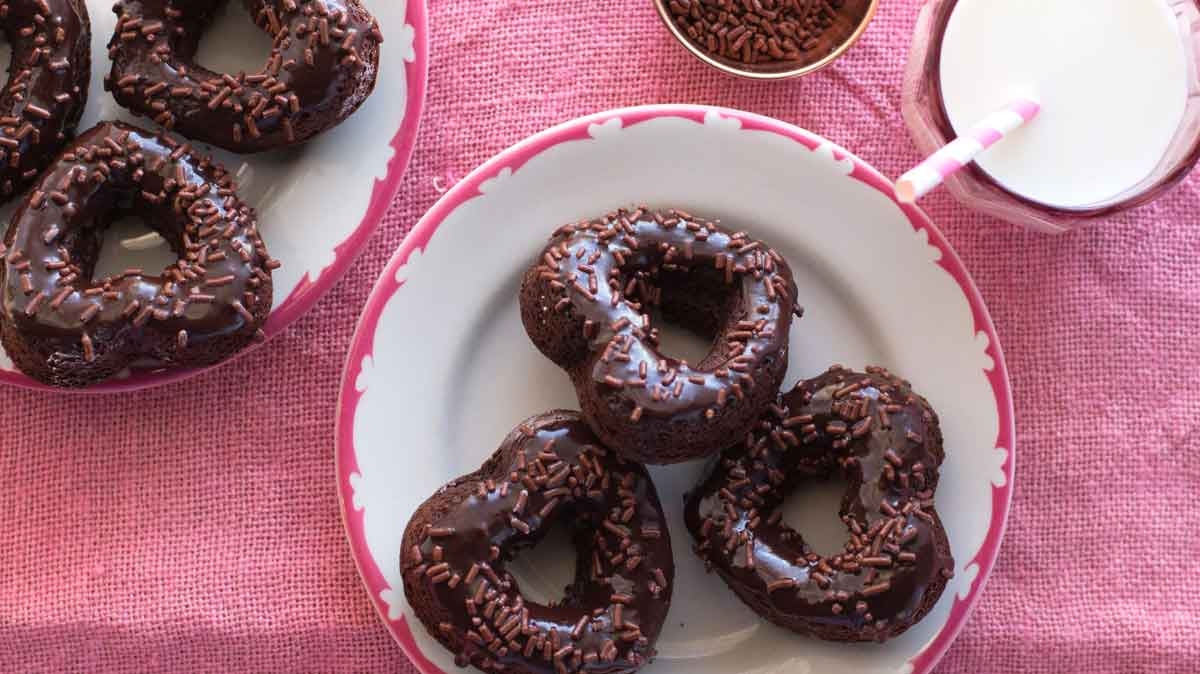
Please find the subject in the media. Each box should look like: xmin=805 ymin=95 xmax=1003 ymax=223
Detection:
xmin=0 ymin=0 xmax=429 ymax=393
xmin=335 ymin=104 xmax=1016 ymax=674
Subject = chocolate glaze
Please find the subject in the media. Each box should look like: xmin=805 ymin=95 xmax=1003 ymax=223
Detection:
xmin=0 ymin=0 xmax=90 ymax=201
xmin=106 ymin=0 xmax=382 ymax=153
xmin=0 ymin=121 xmax=276 ymax=387
xmin=401 ymin=411 xmax=674 ymax=674
xmin=520 ymin=208 xmax=799 ymax=465
xmin=684 ymin=366 xmax=954 ymax=642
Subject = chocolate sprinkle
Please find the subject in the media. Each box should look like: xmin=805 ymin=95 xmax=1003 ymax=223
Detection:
xmin=667 ymin=0 xmax=854 ymax=70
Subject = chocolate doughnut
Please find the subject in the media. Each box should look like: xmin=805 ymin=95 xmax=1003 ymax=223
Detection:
xmin=401 ymin=411 xmax=674 ymax=674
xmin=0 ymin=0 xmax=90 ymax=201
xmin=0 ymin=121 xmax=277 ymax=387
xmin=684 ymin=366 xmax=954 ymax=642
xmin=520 ymin=208 xmax=799 ymax=465
xmin=106 ymin=0 xmax=383 ymax=153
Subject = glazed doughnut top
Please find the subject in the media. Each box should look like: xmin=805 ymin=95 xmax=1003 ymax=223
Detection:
xmin=401 ymin=411 xmax=674 ymax=674
xmin=520 ymin=207 xmax=798 ymax=464
xmin=685 ymin=366 xmax=955 ymax=642
xmin=107 ymin=0 xmax=383 ymax=152
xmin=0 ymin=121 xmax=275 ymax=386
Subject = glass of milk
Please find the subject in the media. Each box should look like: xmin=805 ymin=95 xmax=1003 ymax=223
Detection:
xmin=902 ymin=0 xmax=1200 ymax=232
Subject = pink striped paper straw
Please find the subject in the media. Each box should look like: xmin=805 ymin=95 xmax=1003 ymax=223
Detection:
xmin=896 ymin=96 xmax=1041 ymax=203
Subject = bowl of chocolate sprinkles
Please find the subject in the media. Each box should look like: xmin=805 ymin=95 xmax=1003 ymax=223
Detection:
xmin=656 ymin=0 xmax=879 ymax=79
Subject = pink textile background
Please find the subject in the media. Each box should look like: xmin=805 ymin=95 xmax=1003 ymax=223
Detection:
xmin=1 ymin=1 xmax=1198 ymax=672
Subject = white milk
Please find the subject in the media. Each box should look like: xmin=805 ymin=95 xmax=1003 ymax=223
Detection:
xmin=939 ymin=0 xmax=1189 ymax=209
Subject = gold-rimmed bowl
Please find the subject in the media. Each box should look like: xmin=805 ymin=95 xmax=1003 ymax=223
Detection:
xmin=654 ymin=0 xmax=879 ymax=80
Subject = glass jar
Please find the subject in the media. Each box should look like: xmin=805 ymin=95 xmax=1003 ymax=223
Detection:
xmin=901 ymin=0 xmax=1200 ymax=233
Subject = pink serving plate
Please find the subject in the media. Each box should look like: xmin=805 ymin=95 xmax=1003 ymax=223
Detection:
xmin=0 ymin=0 xmax=428 ymax=391
xmin=337 ymin=105 xmax=1015 ymax=674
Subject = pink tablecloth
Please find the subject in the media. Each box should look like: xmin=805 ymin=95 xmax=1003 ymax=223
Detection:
xmin=2 ymin=1 xmax=1198 ymax=672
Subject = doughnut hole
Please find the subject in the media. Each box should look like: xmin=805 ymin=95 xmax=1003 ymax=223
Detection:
xmin=92 ymin=215 xmax=179 ymax=282
xmin=777 ymin=472 xmax=851 ymax=557
xmin=62 ymin=178 xmax=189 ymax=286
xmin=504 ymin=515 xmax=581 ymax=607
xmin=652 ymin=265 xmax=739 ymax=368
xmin=192 ymin=0 xmax=276 ymax=79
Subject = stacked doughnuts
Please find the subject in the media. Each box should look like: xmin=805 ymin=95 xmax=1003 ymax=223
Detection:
xmin=0 ymin=0 xmax=384 ymax=386
xmin=402 ymin=208 xmax=955 ymax=673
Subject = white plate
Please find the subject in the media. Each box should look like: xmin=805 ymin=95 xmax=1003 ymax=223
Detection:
xmin=0 ymin=0 xmax=427 ymax=391
xmin=336 ymin=105 xmax=1016 ymax=674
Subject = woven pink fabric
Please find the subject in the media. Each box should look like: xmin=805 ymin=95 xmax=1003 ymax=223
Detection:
xmin=1 ymin=1 xmax=1198 ymax=672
